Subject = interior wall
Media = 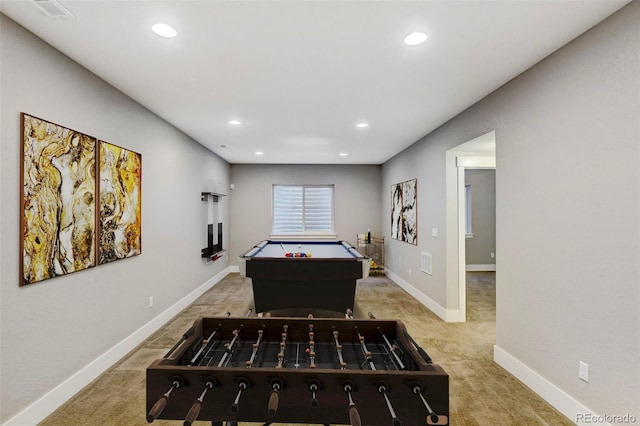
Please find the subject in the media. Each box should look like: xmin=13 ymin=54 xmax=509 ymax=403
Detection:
xmin=229 ymin=164 xmax=381 ymax=263
xmin=382 ymin=2 xmax=638 ymax=420
xmin=465 ymin=170 xmax=496 ymax=266
xmin=0 ymin=16 xmax=230 ymax=422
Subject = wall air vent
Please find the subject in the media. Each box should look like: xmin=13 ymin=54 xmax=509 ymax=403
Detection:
xmin=31 ymin=0 xmax=75 ymax=18
xmin=421 ymin=252 xmax=433 ymax=276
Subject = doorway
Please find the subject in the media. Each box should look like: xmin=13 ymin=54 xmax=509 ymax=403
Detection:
xmin=445 ymin=131 xmax=495 ymax=322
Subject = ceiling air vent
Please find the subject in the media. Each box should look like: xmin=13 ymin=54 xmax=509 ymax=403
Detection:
xmin=31 ymin=0 xmax=74 ymax=19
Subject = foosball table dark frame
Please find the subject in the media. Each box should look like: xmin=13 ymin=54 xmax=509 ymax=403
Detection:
xmin=146 ymin=314 xmax=449 ymax=425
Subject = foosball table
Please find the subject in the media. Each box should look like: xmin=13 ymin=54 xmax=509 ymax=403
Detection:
xmin=146 ymin=311 xmax=449 ymax=425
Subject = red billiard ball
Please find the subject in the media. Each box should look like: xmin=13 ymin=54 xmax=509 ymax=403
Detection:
xmin=285 ymin=252 xmax=293 ymax=257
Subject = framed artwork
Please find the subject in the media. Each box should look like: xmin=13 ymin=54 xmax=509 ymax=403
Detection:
xmin=391 ymin=178 xmax=417 ymax=245
xmin=20 ymin=113 xmax=142 ymax=285
xmin=98 ymin=141 xmax=142 ymax=264
xmin=20 ymin=113 xmax=97 ymax=285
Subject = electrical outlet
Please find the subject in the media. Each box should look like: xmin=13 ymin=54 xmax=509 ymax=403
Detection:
xmin=409 ymin=268 xmax=412 ymax=276
xmin=149 ymin=296 xmax=153 ymax=308
xmin=579 ymin=361 xmax=589 ymax=382
xmin=490 ymin=252 xmax=495 ymax=258
xmin=432 ymin=228 xmax=438 ymax=237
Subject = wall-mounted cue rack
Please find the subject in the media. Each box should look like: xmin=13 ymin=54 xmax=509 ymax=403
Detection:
xmin=201 ymin=192 xmax=226 ymax=261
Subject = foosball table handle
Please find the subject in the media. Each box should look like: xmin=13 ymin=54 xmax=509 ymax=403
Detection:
xmin=267 ymin=388 xmax=280 ymax=417
xmin=348 ymin=403 xmax=362 ymax=426
xmin=147 ymin=377 xmax=183 ymax=423
xmin=146 ymin=395 xmax=168 ymax=423
xmin=183 ymin=400 xmax=202 ymax=426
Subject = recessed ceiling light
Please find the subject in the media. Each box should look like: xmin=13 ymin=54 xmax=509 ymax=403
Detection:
xmin=339 ymin=152 xmax=349 ymax=157
xmin=255 ymin=151 xmax=264 ymax=156
xmin=152 ymin=23 xmax=177 ymax=38
xmin=404 ymin=32 xmax=427 ymax=46
xmin=356 ymin=123 xmax=369 ymax=128
xmin=228 ymin=120 xmax=242 ymax=125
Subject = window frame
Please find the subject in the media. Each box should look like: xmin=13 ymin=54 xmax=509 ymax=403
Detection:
xmin=270 ymin=184 xmax=336 ymax=239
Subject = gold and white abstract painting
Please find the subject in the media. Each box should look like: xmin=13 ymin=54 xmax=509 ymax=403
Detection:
xmin=21 ymin=114 xmax=96 ymax=285
xmin=98 ymin=141 xmax=142 ymax=264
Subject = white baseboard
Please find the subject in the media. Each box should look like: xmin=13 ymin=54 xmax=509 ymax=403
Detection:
xmin=466 ymin=264 xmax=496 ymax=271
xmin=493 ymin=345 xmax=609 ymax=425
xmin=3 ymin=267 xmax=233 ymax=426
xmin=384 ymin=269 xmax=464 ymax=322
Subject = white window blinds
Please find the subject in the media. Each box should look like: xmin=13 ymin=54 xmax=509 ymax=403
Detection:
xmin=272 ymin=185 xmax=334 ymax=234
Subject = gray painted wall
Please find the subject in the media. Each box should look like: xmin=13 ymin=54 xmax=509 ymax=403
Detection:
xmin=229 ymin=164 xmax=381 ymax=262
xmin=465 ymin=169 xmax=496 ymax=266
xmin=382 ymin=2 xmax=638 ymax=418
xmin=0 ymin=16 xmax=230 ymax=422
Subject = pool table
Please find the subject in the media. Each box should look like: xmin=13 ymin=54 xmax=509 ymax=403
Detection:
xmin=238 ymin=240 xmax=371 ymax=314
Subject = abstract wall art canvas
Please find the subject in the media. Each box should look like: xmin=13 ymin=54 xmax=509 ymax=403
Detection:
xmin=98 ymin=141 xmax=142 ymax=264
xmin=21 ymin=113 xmax=97 ymax=285
xmin=391 ymin=178 xmax=417 ymax=245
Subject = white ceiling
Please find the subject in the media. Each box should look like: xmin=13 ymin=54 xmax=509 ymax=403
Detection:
xmin=1 ymin=0 xmax=629 ymax=164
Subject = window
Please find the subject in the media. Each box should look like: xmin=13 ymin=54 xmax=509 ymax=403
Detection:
xmin=465 ymin=184 xmax=473 ymax=238
xmin=272 ymin=185 xmax=334 ymax=236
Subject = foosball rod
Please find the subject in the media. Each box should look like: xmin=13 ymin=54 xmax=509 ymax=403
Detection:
xmin=307 ymin=324 xmax=316 ymax=368
xmin=163 ymin=326 xmax=195 ymax=359
xmin=214 ymin=328 xmax=241 ymax=367
xmin=403 ymin=329 xmax=433 ymax=364
xmin=146 ymin=376 xmax=183 ymax=423
xmin=276 ymin=325 xmax=288 ymax=368
xmin=346 ymin=314 xmax=402 ymax=424
xmin=245 ymin=327 xmax=264 ymax=367
xmin=339 ymin=380 xmax=362 ymax=426
xmin=409 ymin=382 xmax=439 ymax=424
xmin=368 ymin=312 xmax=406 ymax=370
xmin=184 ymin=378 xmax=217 ymax=426
xmin=375 ymin=381 xmax=402 ymax=426
xmin=189 ymin=313 xmax=231 ymax=366
xmin=332 ymin=331 xmax=362 ymax=426
xmin=230 ymin=377 xmax=250 ymax=414
xmin=346 ymin=309 xmax=376 ymax=371
xmin=305 ymin=379 xmax=322 ymax=408
xmin=332 ymin=328 xmax=347 ymax=369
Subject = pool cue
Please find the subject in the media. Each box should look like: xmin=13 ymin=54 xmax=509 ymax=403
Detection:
xmin=146 ymin=376 xmax=183 ymax=423
xmin=277 ymin=324 xmax=288 ymax=368
xmin=280 ymin=243 xmax=287 ymax=254
xmin=245 ymin=327 xmax=265 ymax=367
xmin=184 ymin=377 xmax=217 ymax=426
xmin=409 ymin=382 xmax=439 ymax=424
xmin=368 ymin=312 xmax=406 ymax=370
xmin=163 ymin=326 xmax=195 ymax=358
